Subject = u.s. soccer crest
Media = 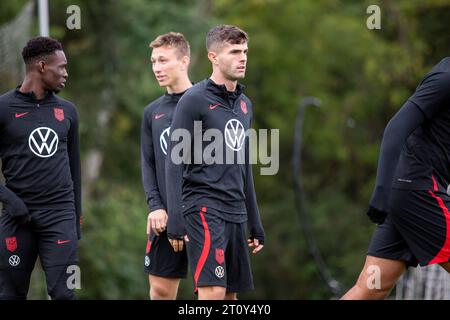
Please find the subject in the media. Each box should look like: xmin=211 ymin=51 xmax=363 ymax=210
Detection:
xmin=215 ymin=248 xmax=224 ymax=265
xmin=54 ymin=108 xmax=64 ymax=122
xmin=240 ymin=100 xmax=247 ymax=114
xmin=5 ymin=237 xmax=17 ymax=252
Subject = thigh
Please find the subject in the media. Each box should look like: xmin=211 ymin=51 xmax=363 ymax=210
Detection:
xmin=35 ymin=210 xmax=78 ymax=268
xmin=185 ymin=207 xmax=227 ymax=292
xmin=225 ymin=221 xmax=254 ymax=293
xmin=0 ymin=212 xmax=38 ymax=299
xmin=389 ymin=188 xmax=450 ymax=266
xmin=367 ymin=216 xmax=418 ymax=267
xmin=34 ymin=210 xmax=79 ymax=300
xmin=144 ymin=230 xmax=188 ymax=278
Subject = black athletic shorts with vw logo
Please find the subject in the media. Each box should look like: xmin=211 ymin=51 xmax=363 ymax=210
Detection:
xmin=368 ymin=180 xmax=450 ymax=267
xmin=184 ymin=206 xmax=254 ymax=294
xmin=143 ymin=229 xmax=188 ymax=278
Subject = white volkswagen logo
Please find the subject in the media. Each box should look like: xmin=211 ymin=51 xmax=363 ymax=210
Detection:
xmin=225 ymin=119 xmax=245 ymax=151
xmin=160 ymin=127 xmax=170 ymax=155
xmin=9 ymin=255 xmax=20 ymax=267
xmin=28 ymin=127 xmax=58 ymax=158
xmin=215 ymin=266 xmax=225 ymax=278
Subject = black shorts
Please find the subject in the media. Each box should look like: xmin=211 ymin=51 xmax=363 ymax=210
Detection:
xmin=0 ymin=208 xmax=78 ymax=299
xmin=144 ymin=230 xmax=188 ymax=278
xmin=368 ymin=186 xmax=450 ymax=267
xmin=184 ymin=207 xmax=253 ymax=293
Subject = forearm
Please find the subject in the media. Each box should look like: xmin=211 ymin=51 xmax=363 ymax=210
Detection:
xmin=370 ymin=101 xmax=425 ymax=211
xmin=68 ymin=109 xmax=82 ymax=238
xmin=245 ymin=163 xmax=265 ymax=242
xmin=141 ymin=163 xmax=165 ymax=212
xmin=69 ymin=147 xmax=82 ymax=218
xmin=0 ymin=184 xmax=14 ymax=204
xmin=0 ymin=184 xmax=28 ymax=217
xmin=165 ymin=95 xmax=199 ymax=239
xmin=165 ymin=158 xmax=184 ymax=239
xmin=141 ymin=110 xmax=165 ymax=212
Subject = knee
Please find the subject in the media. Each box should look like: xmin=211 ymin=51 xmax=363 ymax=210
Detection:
xmin=150 ymin=283 xmax=175 ymax=300
xmin=0 ymin=270 xmax=30 ymax=300
xmin=45 ymin=266 xmax=77 ymax=300
xmin=198 ymin=286 xmax=226 ymax=300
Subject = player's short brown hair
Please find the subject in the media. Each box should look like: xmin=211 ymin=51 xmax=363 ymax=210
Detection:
xmin=206 ymin=25 xmax=248 ymax=51
xmin=149 ymin=32 xmax=190 ymax=58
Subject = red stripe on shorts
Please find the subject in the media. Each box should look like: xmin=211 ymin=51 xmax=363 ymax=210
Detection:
xmin=428 ymin=190 xmax=450 ymax=265
xmin=194 ymin=207 xmax=210 ymax=292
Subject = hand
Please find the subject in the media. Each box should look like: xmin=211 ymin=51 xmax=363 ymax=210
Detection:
xmin=247 ymin=237 xmax=264 ymax=254
xmin=147 ymin=209 xmax=168 ymax=236
xmin=366 ymin=205 xmax=387 ymax=225
xmin=168 ymin=235 xmax=189 ymax=252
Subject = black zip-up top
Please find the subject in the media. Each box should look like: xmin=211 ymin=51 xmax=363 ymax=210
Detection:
xmin=141 ymin=91 xmax=184 ymax=211
xmin=165 ymin=79 xmax=264 ymax=242
xmin=369 ymin=57 xmax=450 ymax=215
xmin=0 ymin=87 xmax=82 ymax=238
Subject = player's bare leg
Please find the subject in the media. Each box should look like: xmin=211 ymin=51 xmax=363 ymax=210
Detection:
xmin=197 ymin=286 xmax=226 ymax=300
xmin=149 ymin=275 xmax=180 ymax=300
xmin=341 ymin=256 xmax=406 ymax=300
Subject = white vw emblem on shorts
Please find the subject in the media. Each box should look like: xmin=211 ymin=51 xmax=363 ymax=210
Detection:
xmin=225 ymin=119 xmax=245 ymax=151
xmin=160 ymin=127 xmax=170 ymax=155
xmin=28 ymin=127 xmax=59 ymax=158
xmin=215 ymin=266 xmax=224 ymax=278
xmin=144 ymin=256 xmax=150 ymax=267
xmin=9 ymin=255 xmax=20 ymax=267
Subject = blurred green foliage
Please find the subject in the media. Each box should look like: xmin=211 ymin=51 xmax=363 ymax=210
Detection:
xmin=1 ymin=0 xmax=450 ymax=299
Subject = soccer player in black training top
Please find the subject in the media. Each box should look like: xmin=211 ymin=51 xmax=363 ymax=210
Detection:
xmin=342 ymin=58 xmax=450 ymax=299
xmin=141 ymin=32 xmax=192 ymax=299
xmin=165 ymin=25 xmax=265 ymax=300
xmin=0 ymin=37 xmax=81 ymax=300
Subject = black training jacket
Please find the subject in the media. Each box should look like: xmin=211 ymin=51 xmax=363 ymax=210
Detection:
xmin=370 ymin=57 xmax=450 ymax=214
xmin=0 ymin=87 xmax=82 ymax=238
xmin=141 ymin=91 xmax=184 ymax=212
xmin=165 ymin=79 xmax=264 ymax=242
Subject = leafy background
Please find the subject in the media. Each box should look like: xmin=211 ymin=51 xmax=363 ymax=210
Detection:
xmin=1 ymin=0 xmax=449 ymax=299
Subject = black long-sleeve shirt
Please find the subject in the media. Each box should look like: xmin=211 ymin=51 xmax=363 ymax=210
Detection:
xmin=141 ymin=91 xmax=184 ymax=212
xmin=370 ymin=57 xmax=450 ymax=213
xmin=165 ymin=79 xmax=264 ymax=242
xmin=0 ymin=87 xmax=82 ymax=238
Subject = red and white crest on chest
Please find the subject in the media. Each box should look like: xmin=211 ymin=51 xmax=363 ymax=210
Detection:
xmin=240 ymin=100 xmax=247 ymax=114
xmin=54 ymin=108 xmax=64 ymax=121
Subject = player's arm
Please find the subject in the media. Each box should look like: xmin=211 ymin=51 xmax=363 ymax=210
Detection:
xmin=368 ymin=72 xmax=450 ymax=224
xmin=245 ymin=162 xmax=265 ymax=254
xmin=0 ymin=108 xmax=29 ymax=223
xmin=244 ymin=117 xmax=264 ymax=254
xmin=0 ymin=98 xmax=27 ymax=222
xmin=140 ymin=107 xmax=167 ymax=236
xmin=0 ymin=185 xmax=29 ymax=223
xmin=67 ymin=104 xmax=82 ymax=239
xmin=165 ymin=93 xmax=200 ymax=252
